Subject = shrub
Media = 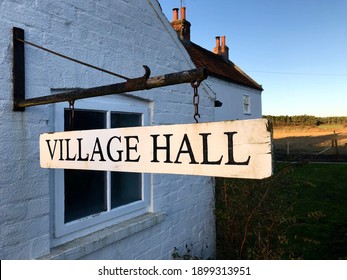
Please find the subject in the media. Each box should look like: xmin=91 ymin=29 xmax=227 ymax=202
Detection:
xmin=215 ymin=164 xmax=298 ymax=259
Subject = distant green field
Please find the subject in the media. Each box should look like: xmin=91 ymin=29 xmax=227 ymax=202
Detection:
xmin=216 ymin=162 xmax=347 ymax=260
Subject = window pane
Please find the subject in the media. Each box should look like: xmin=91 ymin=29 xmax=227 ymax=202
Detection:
xmin=111 ymin=113 xmax=142 ymax=209
xmin=111 ymin=172 xmax=142 ymax=208
xmin=111 ymin=112 xmax=141 ymax=128
xmin=64 ymin=170 xmax=106 ymax=223
xmin=64 ymin=110 xmax=107 ymax=223
xmin=64 ymin=109 xmax=105 ymax=131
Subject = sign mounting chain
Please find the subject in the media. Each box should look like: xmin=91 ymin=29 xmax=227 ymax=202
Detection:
xmin=191 ymin=81 xmax=201 ymax=123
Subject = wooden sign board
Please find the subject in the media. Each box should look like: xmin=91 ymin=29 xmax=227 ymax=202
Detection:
xmin=40 ymin=119 xmax=273 ymax=179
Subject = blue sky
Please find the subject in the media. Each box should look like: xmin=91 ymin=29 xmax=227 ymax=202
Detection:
xmin=158 ymin=0 xmax=347 ymax=117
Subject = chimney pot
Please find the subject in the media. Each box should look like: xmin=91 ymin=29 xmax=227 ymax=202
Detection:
xmin=221 ymin=36 xmax=229 ymax=60
xmin=215 ymin=36 xmax=221 ymax=47
xmin=221 ymin=36 xmax=226 ymax=47
xmin=172 ymin=8 xmax=179 ymax=21
xmin=180 ymin=6 xmax=186 ymax=20
xmin=213 ymin=36 xmax=221 ymax=55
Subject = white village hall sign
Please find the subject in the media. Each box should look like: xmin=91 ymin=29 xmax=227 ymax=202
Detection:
xmin=40 ymin=119 xmax=273 ymax=179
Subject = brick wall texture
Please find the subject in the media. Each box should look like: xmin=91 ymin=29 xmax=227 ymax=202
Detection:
xmin=0 ymin=0 xmax=216 ymax=259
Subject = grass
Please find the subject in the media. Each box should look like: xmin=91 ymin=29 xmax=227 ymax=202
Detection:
xmin=283 ymin=163 xmax=347 ymax=259
xmin=215 ymin=162 xmax=347 ymax=260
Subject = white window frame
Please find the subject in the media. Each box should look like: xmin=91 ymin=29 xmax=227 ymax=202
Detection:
xmin=243 ymin=94 xmax=251 ymax=115
xmin=51 ymin=94 xmax=151 ymax=246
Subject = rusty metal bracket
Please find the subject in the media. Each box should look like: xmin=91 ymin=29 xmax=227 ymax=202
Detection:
xmin=13 ymin=27 xmax=25 ymax=111
xmin=12 ymin=27 xmax=208 ymax=111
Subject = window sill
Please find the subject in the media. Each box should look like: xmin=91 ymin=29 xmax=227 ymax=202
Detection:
xmin=38 ymin=212 xmax=165 ymax=260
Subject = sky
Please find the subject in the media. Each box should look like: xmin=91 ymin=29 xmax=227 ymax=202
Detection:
xmin=158 ymin=0 xmax=347 ymax=117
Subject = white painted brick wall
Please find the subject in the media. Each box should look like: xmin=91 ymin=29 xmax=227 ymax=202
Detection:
xmin=208 ymin=77 xmax=262 ymax=121
xmin=0 ymin=0 xmax=215 ymax=259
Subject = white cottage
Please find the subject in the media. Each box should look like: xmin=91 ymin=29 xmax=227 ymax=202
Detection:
xmin=0 ymin=0 xmax=216 ymax=259
xmin=170 ymin=7 xmax=263 ymax=121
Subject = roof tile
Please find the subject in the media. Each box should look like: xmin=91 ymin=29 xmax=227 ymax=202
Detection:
xmin=182 ymin=41 xmax=263 ymax=91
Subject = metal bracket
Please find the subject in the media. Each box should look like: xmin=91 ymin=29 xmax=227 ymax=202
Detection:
xmin=12 ymin=27 xmax=208 ymax=111
xmin=13 ymin=27 xmax=25 ymax=111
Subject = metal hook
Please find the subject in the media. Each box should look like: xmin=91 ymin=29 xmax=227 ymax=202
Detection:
xmin=190 ymin=80 xmax=201 ymax=89
xmin=193 ymin=113 xmax=200 ymax=123
xmin=68 ymin=100 xmax=75 ymax=130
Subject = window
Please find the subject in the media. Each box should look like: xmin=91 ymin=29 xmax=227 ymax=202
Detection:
xmin=243 ymin=94 xmax=251 ymax=114
xmin=52 ymin=95 xmax=151 ymax=245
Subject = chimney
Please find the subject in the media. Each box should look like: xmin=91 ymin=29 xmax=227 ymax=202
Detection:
xmin=213 ymin=36 xmax=221 ymax=55
xmin=213 ymin=35 xmax=229 ymax=60
xmin=180 ymin=6 xmax=186 ymax=20
xmin=173 ymin=8 xmax=179 ymax=21
xmin=221 ymin=36 xmax=229 ymax=60
xmin=171 ymin=7 xmax=191 ymax=41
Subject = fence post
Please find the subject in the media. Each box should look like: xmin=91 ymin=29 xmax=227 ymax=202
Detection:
xmin=332 ymin=131 xmax=339 ymax=155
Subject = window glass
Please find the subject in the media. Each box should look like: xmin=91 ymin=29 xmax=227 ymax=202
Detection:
xmin=111 ymin=172 xmax=141 ymax=208
xmin=111 ymin=113 xmax=141 ymax=128
xmin=243 ymin=94 xmax=251 ymax=114
xmin=110 ymin=112 xmax=142 ymax=208
xmin=64 ymin=109 xmax=105 ymax=131
xmin=64 ymin=110 xmax=107 ymax=222
xmin=63 ymin=109 xmax=143 ymax=223
xmin=64 ymin=170 xmax=106 ymax=223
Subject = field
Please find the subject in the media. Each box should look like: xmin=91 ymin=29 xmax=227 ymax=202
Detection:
xmin=272 ymin=124 xmax=347 ymax=162
xmin=216 ymin=162 xmax=347 ymax=260
xmin=215 ymin=121 xmax=347 ymax=260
